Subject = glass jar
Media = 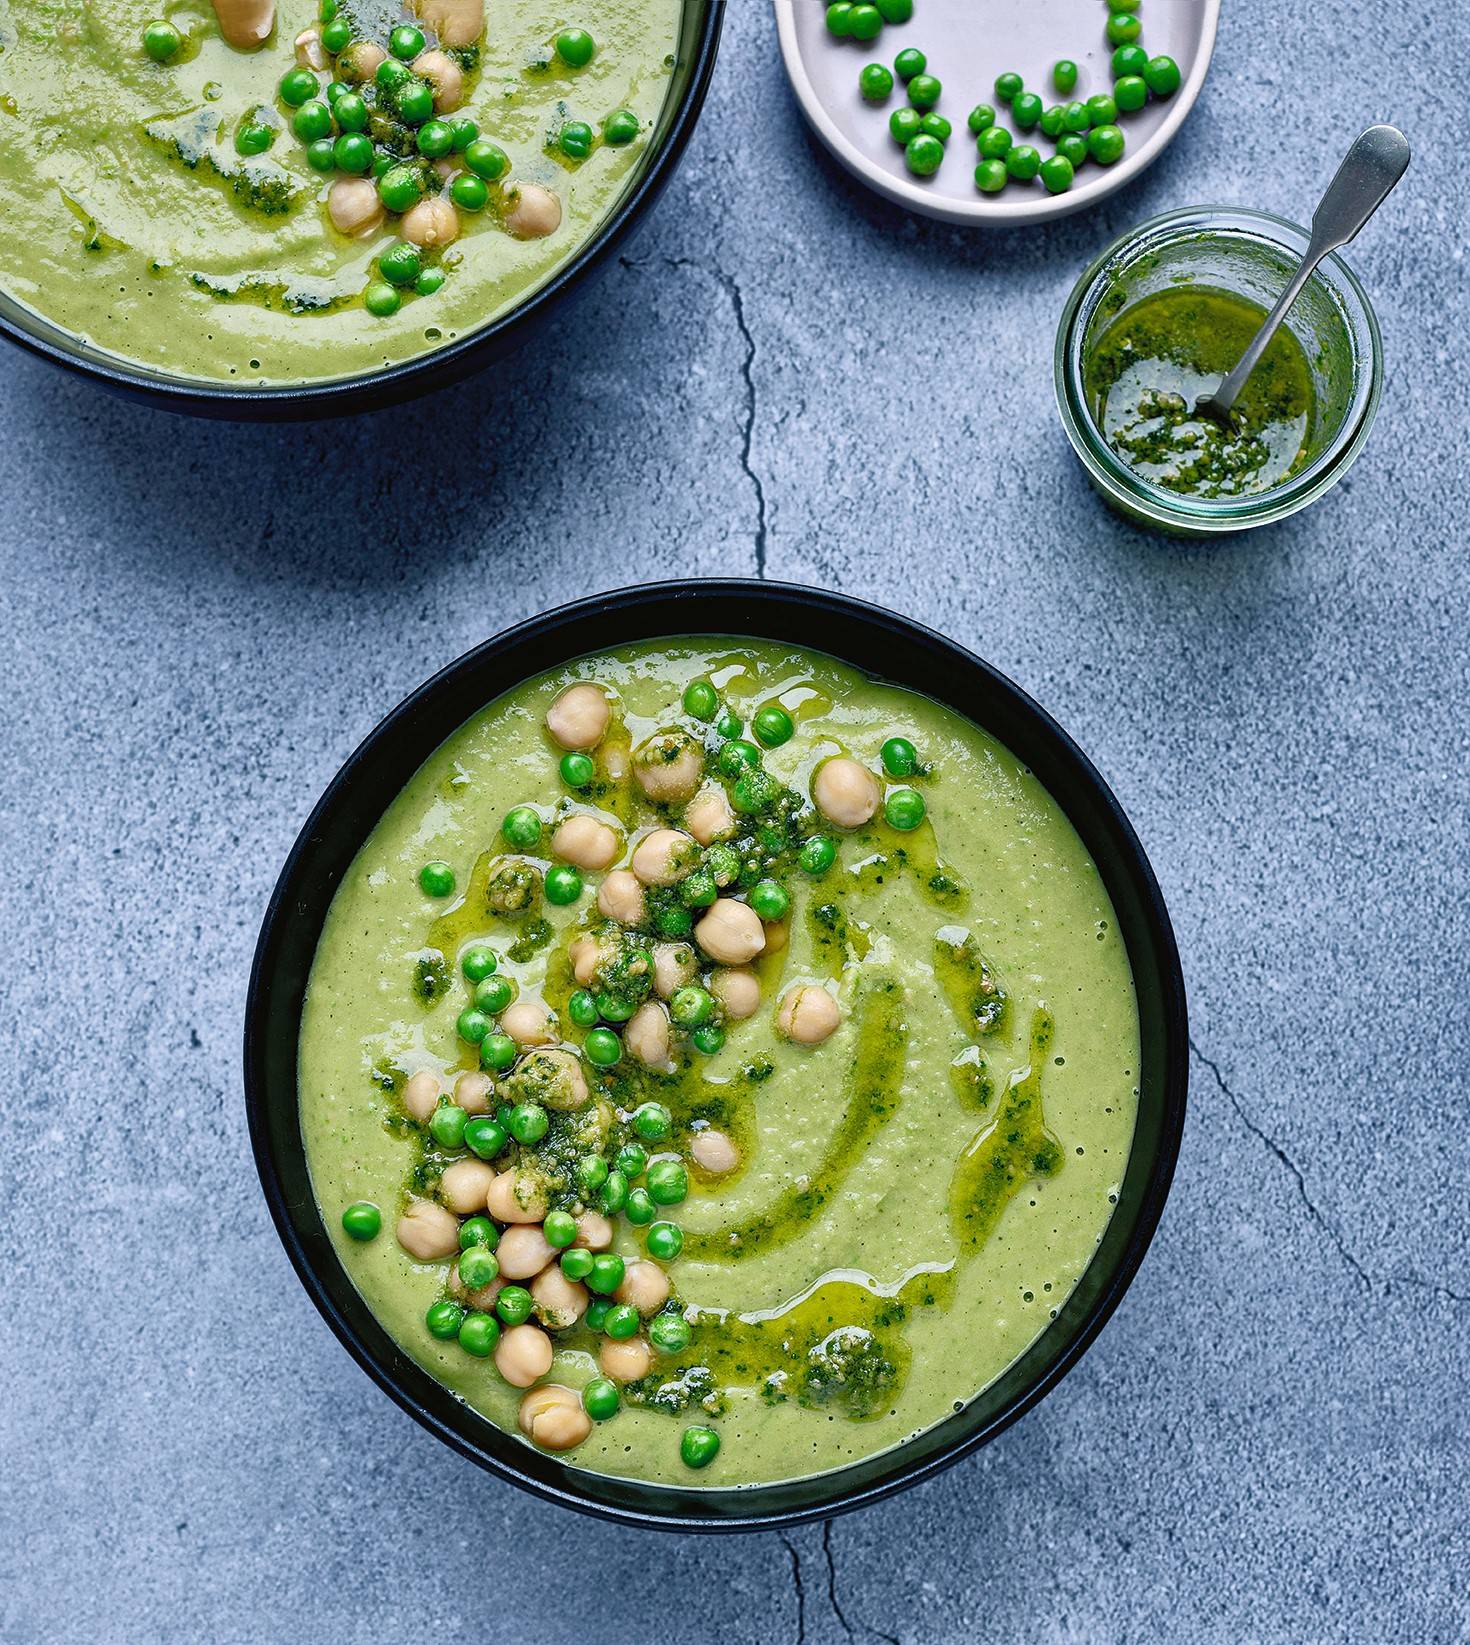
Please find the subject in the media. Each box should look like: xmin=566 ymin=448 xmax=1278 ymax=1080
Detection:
xmin=1054 ymin=207 xmax=1383 ymax=535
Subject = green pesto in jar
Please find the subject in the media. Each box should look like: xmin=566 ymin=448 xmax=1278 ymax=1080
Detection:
xmin=1084 ymin=287 xmax=1316 ymax=498
xmin=299 ymin=639 xmax=1141 ymax=1489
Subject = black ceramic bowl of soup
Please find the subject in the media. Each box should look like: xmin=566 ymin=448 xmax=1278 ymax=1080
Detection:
xmin=0 ymin=0 xmax=721 ymax=418
xmin=245 ymin=580 xmax=1188 ymax=1528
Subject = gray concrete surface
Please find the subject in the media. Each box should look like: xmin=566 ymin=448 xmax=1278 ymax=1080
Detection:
xmin=2 ymin=1 xmax=1467 ymax=1640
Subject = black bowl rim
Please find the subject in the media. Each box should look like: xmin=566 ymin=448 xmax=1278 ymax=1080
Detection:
xmin=0 ymin=0 xmax=723 ymax=420
xmin=245 ymin=579 xmax=1188 ymax=1530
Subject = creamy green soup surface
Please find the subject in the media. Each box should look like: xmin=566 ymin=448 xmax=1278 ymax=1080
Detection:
xmin=300 ymin=639 xmax=1140 ymax=1488
xmin=0 ymin=0 xmax=680 ymax=383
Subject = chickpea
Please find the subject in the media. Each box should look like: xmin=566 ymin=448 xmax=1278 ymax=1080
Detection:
xmin=552 ymin=813 xmax=621 ymax=871
xmin=652 ymin=942 xmax=697 ymax=999
xmin=210 ymin=0 xmax=273 ymax=49
xmin=337 ymin=38 xmax=386 ymax=81
xmin=505 ymin=1047 xmax=588 ymax=1112
xmin=633 ymin=732 xmax=703 ymax=805
xmin=572 ymin=1210 xmax=613 ymax=1250
xmin=546 ymin=683 xmax=609 ymax=751
xmin=631 ymin=828 xmax=699 ymax=888
xmin=294 ymin=25 xmax=328 ymax=67
xmin=598 ymin=1336 xmax=652 ymax=1383
xmin=497 ymin=1223 xmax=555 ymax=1281
xmin=486 ymin=1169 xmax=549 ymax=1224
xmin=501 ymin=1000 xmax=555 ymax=1048
xmin=327 ymin=177 xmax=384 ymax=239
xmin=624 ymin=1001 xmax=674 ymax=1071
xmin=695 ymin=898 xmax=766 ymax=966
xmin=454 ymin=1070 xmax=494 ymax=1114
xmin=597 ymin=868 xmax=645 ymax=925
xmin=710 ymin=967 xmax=760 ymax=1020
xmin=395 ymin=1199 xmax=459 ymax=1261
xmin=762 ymin=915 xmax=791 ymax=956
xmin=440 ymin=1158 xmax=496 ymax=1215
xmin=569 ymin=933 xmax=601 ymax=987
xmin=412 ymin=48 xmax=464 ymax=112
xmin=519 ymin=1384 xmax=591 ymax=1451
xmin=504 ymin=181 xmax=563 ymax=240
xmin=416 ymin=0 xmax=483 ymax=48
xmin=450 ymin=1269 xmax=504 ymax=1311
xmin=691 ymin=1128 xmax=740 ymax=1174
xmin=494 ymin=1322 xmax=553 ymax=1388
xmin=614 ymin=1260 xmax=671 ymax=1316
xmin=813 ymin=757 xmax=881 ymax=829
xmin=531 ymin=1266 xmax=589 ymax=1329
xmin=401 ymin=1069 xmax=440 ymax=1124
xmin=685 ymin=786 xmax=735 ymax=845
xmin=401 ymin=197 xmax=458 ymax=250
xmin=777 ymin=983 xmax=841 ymax=1045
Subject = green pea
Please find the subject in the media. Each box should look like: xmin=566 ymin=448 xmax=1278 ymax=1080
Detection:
xmin=542 ymin=1209 xmax=578 ymax=1249
xmin=649 ymin=1312 xmax=691 ymax=1353
xmin=475 ymin=975 xmax=513 ymax=1014
xmin=682 ymin=679 xmax=719 ymax=721
xmin=731 ymin=768 xmax=777 ymax=814
xmin=717 ymin=739 xmax=761 ymax=778
xmin=235 ymin=123 xmax=274 ymax=157
xmin=633 ymin=1102 xmax=673 ymax=1142
xmin=587 ymin=1253 xmax=626 ymax=1295
xmin=1062 ymin=100 xmax=1089 ymax=132
xmin=1039 ymin=154 xmax=1075 ymax=195
xmin=507 ymin=1103 xmax=547 ymax=1145
xmin=417 ymin=860 xmax=453 ymax=897
xmin=1088 ymin=123 xmax=1125 ymax=165
xmin=501 ymin=806 xmax=542 ymax=849
xmin=143 ymin=19 xmax=183 ymax=61
xmin=583 ymin=1377 xmax=620 ymax=1420
xmin=974 ymin=158 xmax=1008 ymax=194
xmin=379 ymin=241 xmax=422 ymax=287
xmin=560 ymin=1247 xmax=595 ymax=1281
xmin=920 ymin=113 xmax=952 ymax=142
xmin=365 ymin=281 xmax=401 ymax=318
xmin=319 ymin=1 xmax=337 ymax=23
xmin=646 ymin=1221 xmax=683 ymax=1261
xmin=994 ymin=71 xmax=1022 ymax=104
xmin=1086 ymin=93 xmax=1118 ymax=126
xmin=545 ymin=864 xmax=583 ymax=906
xmin=428 ymin=1103 xmax=468 ymax=1149
xmin=599 ymin=1169 xmax=628 ymax=1214
xmin=875 ymin=0 xmax=912 ymax=18
xmin=458 ymin=1312 xmax=499 ymax=1356
xmin=669 ymin=986 xmax=713 ymax=1029
xmin=680 ymin=868 xmax=718 ymax=909
xmin=604 ymin=108 xmax=640 ymax=145
xmin=690 ymin=1024 xmax=725 ymax=1057
xmin=885 ymin=788 xmax=926 ymax=830
xmin=603 ymin=1302 xmax=640 ymax=1340
xmin=859 ymin=63 xmax=894 ymax=103
xmin=449 ymin=116 xmax=479 ymax=150
xmin=495 ymin=1285 xmax=534 ymax=1325
xmin=681 ymin=1426 xmax=720 ymax=1469
xmin=1052 ymin=59 xmax=1078 ymax=95
xmin=577 ymin=1156 xmax=606 ymax=1193
xmin=1114 ymin=74 xmax=1148 ymax=112
xmin=1005 ymin=144 xmax=1040 ymax=181
xmin=793 ymin=836 xmax=832 ymax=877
xmin=714 ymin=709 xmax=742 ymax=740
xmin=395 ymin=78 xmax=434 ymax=125
xmin=559 ymin=120 xmax=594 ymax=160
xmin=333 ymin=131 xmax=372 ymax=172
xmin=876 ymin=736 xmax=915 ymax=777
xmin=479 ymin=1032 xmax=517 ymax=1073
xmin=342 ymin=1201 xmax=381 ymax=1241
xmin=1011 ymin=92 xmax=1042 ymax=131
xmin=462 ymin=945 xmax=498 ymax=982
xmin=559 ymin=751 xmax=595 ymax=789
xmin=907 ymin=72 xmax=941 ymax=109
xmin=459 ymin=1216 xmax=497 ymax=1250
xmin=894 ymin=47 xmax=925 ymax=81
xmin=458 ymin=1245 xmax=498 ymax=1288
xmin=585 ymin=1026 xmax=622 ymax=1067
xmin=616 ymin=1142 xmax=648 ymax=1179
xmin=976 ymin=126 xmax=1012 ymax=160
xmin=1109 ymin=0 xmax=1141 ymax=9
xmin=753 ymin=704 xmax=795 ymax=747
xmin=749 ymin=880 xmax=789 ymax=921
xmin=624 ymin=1186 xmax=655 ymax=1225
xmin=389 ymin=22 xmax=425 ymax=58
xmin=321 ymin=16 xmax=351 ymax=52
xmin=378 ymin=164 xmax=423 ymax=213
xmin=825 ymin=1 xmax=853 ymax=35
xmin=848 ymin=3 xmax=882 ymax=41
xmin=1144 ymin=55 xmax=1182 ymax=96
xmin=568 ymin=990 xmax=599 ymax=1027
xmin=463 ymin=1116 xmax=507 ymax=1159
xmin=376 ymin=57 xmax=411 ymax=92
xmin=416 ymin=118 xmax=454 ymax=158
xmin=279 ymin=67 xmax=319 ymax=106
xmin=1112 ymin=43 xmax=1148 ymax=77
xmin=555 ymin=26 xmax=596 ymax=66
xmin=451 ymin=1008 xmax=488 ymax=1048
xmin=325 ymin=78 xmax=347 ymax=101
xmin=426 ymin=1299 xmax=465 ymax=1339
xmin=1106 ymin=11 xmax=1141 ymax=45
xmin=705 ymin=844 xmax=741 ymax=886
xmin=307 ymin=134 xmax=336 ymax=171
xmin=1039 ymin=104 xmax=1066 ymax=137
xmin=372 ymin=154 xmax=392 ymax=179
xmin=1055 ymin=132 xmax=1088 ymax=167
xmin=334 ymin=90 xmax=367 ymax=131
xmin=414 ymin=267 xmax=445 ymax=296
xmin=647 ymin=1159 xmax=688 ymax=1206
xmin=585 ymin=1298 xmax=611 ymax=1331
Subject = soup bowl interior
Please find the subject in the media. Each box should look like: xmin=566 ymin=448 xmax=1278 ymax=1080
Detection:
xmin=0 ymin=0 xmax=721 ymax=420
xmin=246 ymin=580 xmax=1188 ymax=1529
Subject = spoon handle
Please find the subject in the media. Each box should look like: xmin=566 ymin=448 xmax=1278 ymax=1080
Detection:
xmin=1206 ymin=125 xmax=1410 ymax=419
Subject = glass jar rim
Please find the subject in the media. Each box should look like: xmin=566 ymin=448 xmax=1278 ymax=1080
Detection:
xmin=1054 ymin=206 xmax=1384 ymax=533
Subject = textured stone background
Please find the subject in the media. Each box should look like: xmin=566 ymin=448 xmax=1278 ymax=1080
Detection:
xmin=3 ymin=1 xmax=1467 ymax=1641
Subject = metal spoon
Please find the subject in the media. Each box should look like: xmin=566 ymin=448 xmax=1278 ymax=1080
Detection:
xmin=1195 ymin=124 xmax=1410 ymax=427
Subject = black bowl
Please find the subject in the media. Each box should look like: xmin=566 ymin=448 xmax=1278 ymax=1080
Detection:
xmin=246 ymin=580 xmax=1188 ymax=1529
xmin=0 ymin=0 xmax=722 ymax=420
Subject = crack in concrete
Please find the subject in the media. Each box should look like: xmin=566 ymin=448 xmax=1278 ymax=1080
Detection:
xmin=778 ymin=1531 xmax=807 ymax=1645
xmin=1190 ymin=1039 xmax=1468 ymax=1306
xmin=823 ymin=1518 xmax=900 ymax=1645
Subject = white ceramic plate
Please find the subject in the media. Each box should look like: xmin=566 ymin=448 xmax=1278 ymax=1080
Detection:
xmin=775 ymin=0 xmax=1220 ymax=225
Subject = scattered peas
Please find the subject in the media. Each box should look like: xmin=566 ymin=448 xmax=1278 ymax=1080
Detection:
xmin=583 ymin=1378 xmax=620 ymax=1420
xmin=389 ymin=22 xmax=425 ymax=59
xmin=333 ymin=131 xmax=373 ymax=173
xmin=1055 ymin=131 xmax=1089 ymax=167
xmin=616 ymin=1142 xmax=648 ymax=1179
xmin=875 ymin=0 xmax=912 ymax=19
xmin=376 ymin=57 xmax=411 ymax=92
xmin=458 ymin=1312 xmax=500 ymax=1356
xmin=334 ymin=90 xmax=368 ymax=131
xmin=475 ymin=975 xmax=513 ymax=1014
xmin=555 ymin=26 xmax=596 ymax=67
xmin=670 ymin=985 xmax=713 ymax=1028
xmin=1086 ymin=92 xmax=1118 ymax=126
xmin=1052 ymin=59 xmax=1078 ymax=95
xmin=587 ymin=1253 xmax=626 ymax=1295
xmin=416 ymin=118 xmax=454 ymax=158
xmin=560 ymin=1247 xmax=595 ymax=1281
xmin=142 ymin=19 xmax=183 ymax=61
xmin=967 ymin=103 xmax=995 ymax=135
xmin=604 ymin=108 xmax=640 ymax=145
xmin=495 ymin=1286 xmax=534 ymax=1325
xmin=885 ymin=787 xmax=926 ymax=831
xmin=545 ymin=863 xmax=583 ymax=906
xmin=426 ymin=1299 xmax=465 ymax=1339
xmin=418 ymin=860 xmax=454 ymax=897
xmin=1012 ymin=92 xmax=1042 ymax=131
xmin=994 ymin=71 xmax=1022 ymax=104
xmin=682 ymin=679 xmax=719 ymax=720
xmin=501 ymin=806 xmax=542 ymax=849
xmin=1106 ymin=11 xmax=1142 ymax=45
xmin=1144 ymin=55 xmax=1182 ymax=96
xmin=341 ymin=1201 xmax=381 ymax=1241
xmin=1062 ymin=100 xmax=1090 ymax=133
xmin=428 ymin=1103 xmax=468 ymax=1150
xmin=681 ymin=1426 xmax=720 ymax=1469
xmin=1088 ymin=123 xmax=1126 ymax=165
xmin=750 ymin=879 xmax=790 ymax=921
xmin=414 ymin=268 xmax=445 ymax=297
xmin=825 ymin=1 xmax=854 ymax=36
xmin=1114 ymin=74 xmax=1148 ymax=112
xmin=460 ymin=1217 xmax=497 ymax=1250
xmin=714 ymin=709 xmax=743 ymax=740
xmin=508 ymin=1102 xmax=548 ymax=1145
xmin=633 ymin=1101 xmax=673 ymax=1142
xmin=893 ymin=47 xmax=925 ymax=81
xmin=647 ymin=1159 xmax=689 ymax=1206
xmin=559 ymin=120 xmax=594 ymax=160
xmin=449 ymin=116 xmax=479 ymax=151
xmin=461 ymin=945 xmax=497 ymax=983
xmin=649 ymin=1311 xmax=692 ymax=1353
xmin=1040 ymin=104 xmax=1066 ymax=137
xmin=585 ymin=1298 xmax=612 ymax=1331
xmin=604 ymin=1302 xmax=641 ymax=1339
xmin=1112 ymin=42 xmax=1148 ymax=77
xmin=235 ymin=123 xmax=274 ymax=157
xmin=799 ymin=835 xmax=836 ymax=875
xmin=1006 ymin=144 xmax=1041 ymax=181
xmin=624 ymin=1186 xmax=655 ymax=1225
xmin=378 ymin=164 xmax=424 ymax=214
xmin=464 ymin=1116 xmax=507 ymax=1159
xmin=585 ymin=1026 xmax=622 ymax=1066
xmin=848 ymin=4 xmax=883 ymax=42
xmin=976 ymin=125 xmax=1012 ymax=160
xmin=458 ymin=1245 xmax=498 ymax=1288
xmin=646 ymin=1221 xmax=683 ymax=1261
xmin=907 ymin=72 xmax=941 ymax=109
xmin=278 ymin=67 xmax=319 ymax=107
xmin=753 ymin=703 xmax=795 ymax=747
xmin=543 ymin=1209 xmax=578 ymax=1248
xmin=321 ymin=16 xmax=351 ymax=52
xmin=859 ymin=63 xmax=894 ymax=102
xmin=394 ymin=79 xmax=434 ymax=125
xmin=919 ymin=113 xmax=952 ymax=143
xmin=451 ymin=173 xmax=489 ymax=212
xmin=479 ymin=1032 xmax=517 ymax=1073
xmin=456 ymin=1006 xmax=490 ymax=1045
xmin=379 ymin=242 xmax=422 ymax=287
xmin=1039 ymin=153 xmax=1075 ymax=194
xmin=292 ymin=97 xmax=333 ymax=142
xmin=975 ymin=158 xmax=1008 ymax=194
xmin=905 ymin=133 xmax=944 ymax=176
xmin=568 ymin=989 xmax=599 ymax=1027
xmin=690 ymin=1023 xmax=725 ymax=1056
xmin=560 ymin=751 xmax=596 ymax=788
